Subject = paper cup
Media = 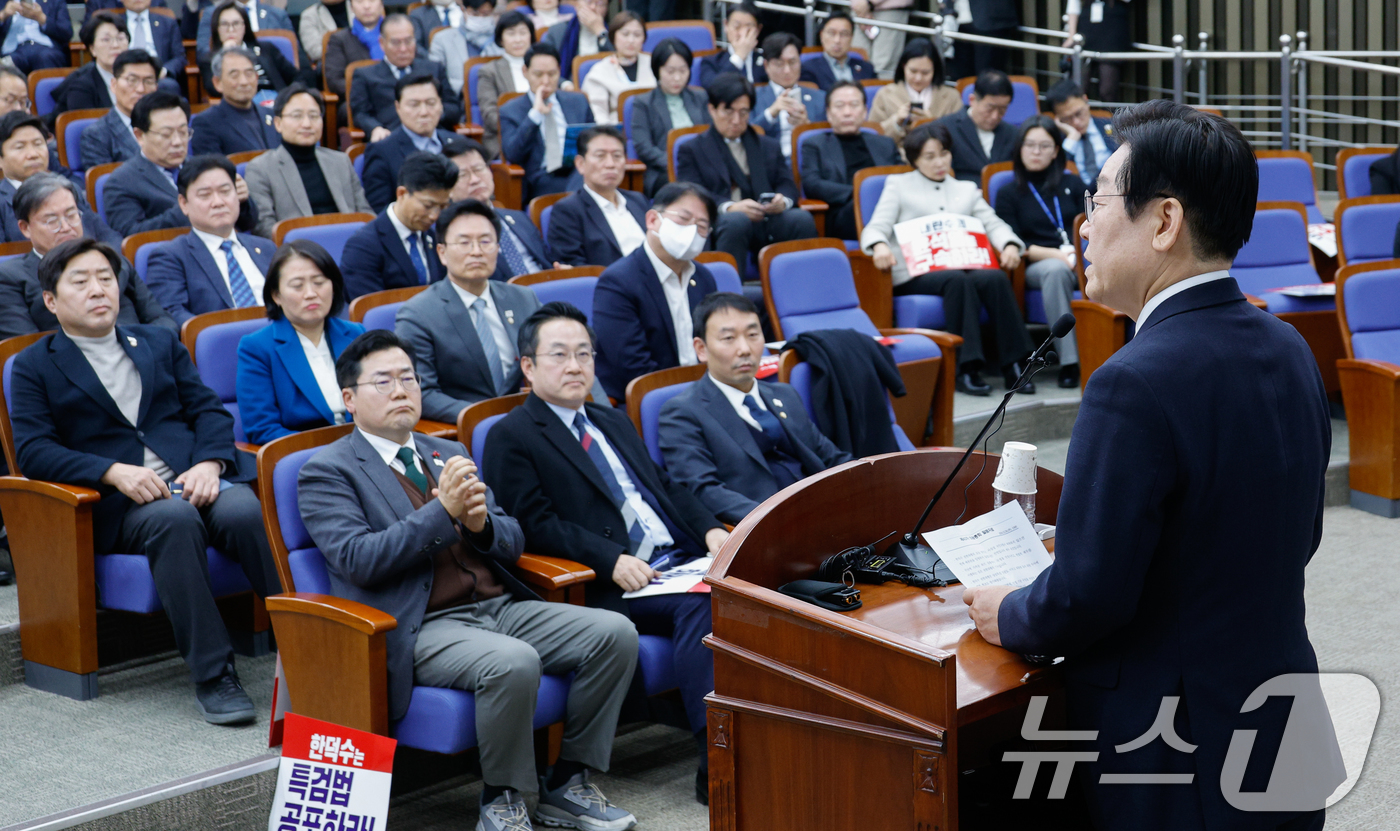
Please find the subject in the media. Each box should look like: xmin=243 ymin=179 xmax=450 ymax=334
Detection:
xmin=993 ymin=441 xmax=1038 ymax=495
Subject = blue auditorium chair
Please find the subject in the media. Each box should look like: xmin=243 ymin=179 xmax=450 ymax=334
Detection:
xmin=1335 ymin=260 xmax=1400 ymax=516
xmin=257 ymin=30 xmax=299 ymax=68
xmin=1255 ymin=150 xmax=1326 ymax=224
xmin=623 ymin=364 xmax=707 ymax=467
xmin=181 ymin=307 xmax=271 ymax=444
xmin=980 ymin=159 xmax=1084 ymax=325
xmin=851 ymin=164 xmax=951 ymax=331
xmin=1335 ymin=196 xmax=1400 ymax=268
xmin=347 ymin=285 xmax=430 ymax=331
xmin=29 ymin=68 xmax=72 ymax=117
xmin=643 ymin=20 xmax=716 ymax=53
xmin=509 ymin=266 xmax=604 ymax=323
xmin=696 ymin=251 xmax=743 ymax=295
xmin=271 ymin=212 xmax=375 ymax=266
xmin=55 ymin=109 xmax=107 ymax=177
xmin=1336 ymin=146 xmax=1395 ymax=201
xmin=465 ymin=56 xmax=499 ymax=126
xmin=957 ymin=75 xmax=1041 ymax=125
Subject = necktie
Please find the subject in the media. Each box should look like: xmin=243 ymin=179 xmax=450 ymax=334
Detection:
xmin=470 ymin=297 xmax=507 ymax=395
xmin=744 ymin=395 xmax=786 ymax=447
xmin=407 ymin=232 xmax=429 ymax=284
xmin=1080 ymin=130 xmax=1099 ymax=185
xmin=131 ymin=14 xmax=148 ymax=52
xmin=219 ymin=240 xmax=257 ymax=308
xmin=395 ymin=446 xmax=427 ymax=493
xmin=542 ymin=102 xmax=563 ymax=172
xmin=498 ymin=228 xmax=531 ymax=277
xmin=573 ymin=413 xmax=651 ymax=560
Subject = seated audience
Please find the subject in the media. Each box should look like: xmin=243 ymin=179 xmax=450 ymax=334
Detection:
xmin=51 ymin=12 xmax=128 ymax=113
xmin=862 ymin=122 xmax=1031 ymax=396
xmin=750 ymin=32 xmax=824 ymax=159
xmin=395 ymin=199 xmax=541 ymax=423
xmin=104 ymin=91 xmax=260 ymax=236
xmin=246 ymin=84 xmax=372 ymax=237
xmin=800 ymin=13 xmax=876 ymax=89
xmin=425 ymin=0 xmax=502 ymax=72
xmin=799 ymin=80 xmax=902 ymax=241
xmin=698 ymin=1 xmax=765 ymax=87
xmin=145 ymin=154 xmax=276 ymax=325
xmin=198 ymin=1 xmax=306 ymax=96
xmin=191 ymin=46 xmax=283 ymax=154
xmin=79 ymin=50 xmax=158 ymax=168
xmin=869 ymin=38 xmax=959 ymax=145
xmin=409 ymin=0 xmax=462 ymax=51
xmin=660 ymin=292 xmax=851 ymax=524
xmin=194 ymin=0 xmax=292 ymax=63
xmin=443 ymin=135 xmax=551 ymax=280
xmin=1046 ymin=79 xmax=1116 ymax=192
xmin=1369 ymin=146 xmax=1400 ymax=196
xmin=483 ymin=301 xmax=727 ymax=808
xmin=629 ymin=38 xmax=709 ymax=197
xmin=542 ymin=0 xmax=610 ymax=81
xmin=581 ymin=11 xmax=652 ymax=125
xmin=470 ymin=11 xmax=534 ymax=159
xmin=341 ymin=151 xmax=455 ymax=298
xmin=350 ymin=13 xmax=461 ymax=143
xmin=523 ymin=0 xmax=569 ymax=30
xmin=299 ymin=328 xmax=639 ymax=831
xmin=323 ymin=0 xmax=384 ymax=101
xmin=0 ymin=112 xmax=122 ymax=248
xmin=547 ymin=125 xmax=647 ymax=267
xmin=593 ymin=182 xmax=717 ymax=401
xmin=0 ymin=0 xmax=71 ymax=72
xmin=676 ymin=74 xmax=816 ymax=274
xmin=298 ymin=0 xmax=346 ymax=67
xmin=360 ymin=73 xmax=457 ymax=212
xmin=121 ymin=0 xmax=186 ymax=89
xmin=10 ymin=237 xmax=279 ymax=725
xmin=994 ymin=116 xmax=1085 ymax=389
xmin=499 ymin=42 xmax=593 ymax=200
xmin=236 ymin=240 xmax=366 ymax=444
xmin=933 ymin=69 xmax=1017 ymax=182
xmin=0 ymin=173 xmax=174 ymax=338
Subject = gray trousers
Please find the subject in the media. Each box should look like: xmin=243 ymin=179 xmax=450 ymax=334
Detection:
xmin=413 ymin=595 xmax=639 ymax=794
xmin=852 ymin=9 xmax=910 ymax=79
xmin=1025 ymin=257 xmax=1079 ymax=365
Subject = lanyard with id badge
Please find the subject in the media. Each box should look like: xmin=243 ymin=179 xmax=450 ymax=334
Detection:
xmin=1029 ymin=184 xmax=1078 ymax=265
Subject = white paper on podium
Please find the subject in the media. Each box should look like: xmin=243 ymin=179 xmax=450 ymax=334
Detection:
xmin=921 ymin=502 xmax=1054 ymax=588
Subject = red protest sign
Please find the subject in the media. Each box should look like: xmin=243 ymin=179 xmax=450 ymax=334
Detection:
xmin=894 ymin=213 xmax=999 ymax=274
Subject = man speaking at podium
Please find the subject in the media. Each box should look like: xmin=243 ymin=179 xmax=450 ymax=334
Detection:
xmin=963 ymin=100 xmax=1345 ymax=830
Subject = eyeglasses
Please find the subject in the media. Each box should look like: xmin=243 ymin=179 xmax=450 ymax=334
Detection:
xmin=94 ymin=34 xmax=129 ymax=46
xmin=280 ymin=109 xmax=323 ymax=122
xmin=148 ymin=127 xmax=190 ymax=142
xmin=716 ymin=106 xmax=751 ymax=120
xmin=354 ymin=374 xmax=420 ymax=395
xmin=531 ymin=349 xmax=596 ymax=366
xmin=660 ymin=209 xmax=710 ymax=236
xmin=444 ymin=238 xmax=498 ymax=252
xmin=0 ymin=94 xmax=30 ymax=110
xmin=118 ymin=74 xmax=158 ymax=89
xmin=217 ymin=20 xmax=244 ymax=30
xmin=1084 ymin=190 xmax=1169 ymax=222
xmin=1023 ymin=141 xmax=1057 ymax=153
xmin=34 ymin=209 xmax=82 ymax=232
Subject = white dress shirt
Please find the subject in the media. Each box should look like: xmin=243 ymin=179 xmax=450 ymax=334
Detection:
xmin=1062 ymin=119 xmax=1111 ymax=179
xmin=433 ymin=2 xmax=463 ymax=29
xmin=977 ymin=127 xmax=995 ymax=158
xmin=543 ymin=399 xmax=674 ymax=548
xmin=127 ymin=11 xmax=157 ymax=57
xmin=1135 ymin=270 xmax=1232 ymax=329
xmin=642 ymin=240 xmax=698 ymax=366
xmin=767 ymin=82 xmax=798 ymax=158
xmin=193 ymin=227 xmax=266 ymax=301
xmin=358 ymin=428 xmax=425 ymax=475
xmin=577 ymin=28 xmax=601 ymax=57
xmin=448 ymin=279 xmax=517 ymax=377
xmin=583 ymin=185 xmax=645 ymax=257
xmin=386 ymin=203 xmax=431 ymax=275
xmin=525 ymin=91 xmax=569 ymax=171
xmin=708 ymin=372 xmax=767 ymax=430
xmin=240 ymin=0 xmax=262 ymax=32
xmin=506 ymin=55 xmax=529 ymax=93
xmin=726 ymin=48 xmax=758 ymax=82
xmin=297 ymin=329 xmax=347 ymax=423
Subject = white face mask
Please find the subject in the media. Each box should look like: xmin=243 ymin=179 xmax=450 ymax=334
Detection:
xmin=464 ymin=14 xmax=495 ymax=32
xmin=656 ymin=217 xmax=706 ymax=261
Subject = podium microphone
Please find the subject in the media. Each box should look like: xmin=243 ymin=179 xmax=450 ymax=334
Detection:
xmin=884 ymin=314 xmax=1077 ymax=580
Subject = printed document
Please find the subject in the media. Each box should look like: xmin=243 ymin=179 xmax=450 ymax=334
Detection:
xmin=921 ymin=503 xmax=1054 ymax=588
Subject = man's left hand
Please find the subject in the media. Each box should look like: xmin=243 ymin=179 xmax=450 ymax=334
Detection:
xmin=704 ymin=527 xmax=729 ymax=556
xmin=234 ymin=174 xmax=249 ymax=202
xmin=962 ymin=585 xmax=1017 ymax=647
xmin=173 ymin=460 xmax=223 ymax=508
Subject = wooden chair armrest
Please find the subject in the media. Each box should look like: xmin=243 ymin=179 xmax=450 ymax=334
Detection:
xmin=415 ymin=419 xmax=457 ymax=438
xmin=265 ymin=592 xmax=399 ymax=635
xmin=235 ymin=442 xmax=261 ymax=454
xmin=1337 ymin=358 xmax=1400 ymax=503
xmin=880 ymin=327 xmax=964 ymax=350
xmin=1338 ymin=358 xmax=1400 ymax=381
xmin=1244 ymin=293 xmax=1268 ymax=309
xmin=878 ymin=328 xmax=961 ymax=446
xmin=1071 ymin=297 xmax=1130 ymax=320
xmin=0 ymin=475 xmax=100 ymax=505
xmin=797 ymin=199 xmax=827 ymax=236
xmin=514 ymin=553 xmax=596 ymax=605
xmin=455 ymin=124 xmax=485 ymax=138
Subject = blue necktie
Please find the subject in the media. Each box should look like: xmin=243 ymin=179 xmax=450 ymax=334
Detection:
xmin=220 ymin=240 xmax=257 ymax=308
xmin=469 ymin=297 xmax=507 ymax=395
xmin=573 ymin=412 xmax=650 ymax=557
xmin=407 ymin=232 xmax=429 ymax=284
xmin=744 ymin=395 xmax=785 ymax=447
xmin=498 ymin=228 xmax=531 ymax=278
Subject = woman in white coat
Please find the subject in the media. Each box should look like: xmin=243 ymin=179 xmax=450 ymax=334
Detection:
xmin=861 ymin=120 xmax=1036 ymax=395
xmin=582 ymin=11 xmax=654 ymax=125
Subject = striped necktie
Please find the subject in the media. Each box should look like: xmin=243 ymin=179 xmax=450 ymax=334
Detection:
xmin=220 ymin=240 xmax=257 ymax=308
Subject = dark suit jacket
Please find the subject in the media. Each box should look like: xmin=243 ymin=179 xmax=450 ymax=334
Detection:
xmin=79 ymin=108 xmax=142 ymax=169
xmin=50 ymin=63 xmax=113 ymax=114
xmin=409 ymin=3 xmax=455 ymax=50
xmin=970 ymin=0 xmax=1019 ymax=30
xmin=1369 ymin=149 xmax=1400 ymax=196
xmin=0 ymin=0 xmax=72 ymax=59
xmin=84 ymin=0 xmax=167 ymax=22
xmin=546 ymin=187 xmax=648 ymax=267
xmin=933 ymin=108 xmax=1018 ymax=183
xmin=360 ymin=125 xmax=458 ymax=213
xmin=132 ymin=10 xmax=186 ymax=78
xmin=0 ymin=178 xmax=122 ymax=249
xmin=340 ymin=207 xmax=444 ymax=299
xmin=483 ymin=393 xmax=719 ymax=613
xmin=322 ymin=28 xmax=371 ymax=99
xmin=195 ymin=0 xmax=292 ymax=60
xmin=659 ymin=374 xmax=851 ymax=523
xmin=999 ymin=278 xmax=1344 ymax=830
xmin=0 ymin=252 xmax=176 ymax=339
xmin=10 ymin=324 xmax=253 ymax=555
xmin=593 ymin=243 xmax=718 ymax=401
xmin=498 ymin=91 xmax=594 ymax=194
xmin=235 ymin=316 xmax=366 ymax=444
xmin=144 ymin=231 xmax=277 ymax=325
xmin=798 ymin=129 xmax=902 ymax=206
xmin=697 ymin=49 xmax=766 ymax=88
xmin=676 ymin=125 xmax=797 ymax=208
xmin=494 ymin=207 xmax=551 ymax=281
xmin=190 ymin=100 xmax=282 ymax=155
xmin=103 ymin=153 xmax=259 ymax=237
xmin=298 ymin=428 xmax=533 ymax=721
xmin=798 ymin=53 xmax=877 ymax=89
xmin=629 ymin=86 xmax=709 ymax=196
xmin=349 ymin=58 xmax=462 ymax=135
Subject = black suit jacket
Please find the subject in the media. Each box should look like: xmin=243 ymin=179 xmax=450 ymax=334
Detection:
xmin=999 ymin=278 xmax=1344 ymax=830
xmin=10 ymin=325 xmax=253 ymax=555
xmin=0 ymin=252 xmax=176 ymax=340
xmin=483 ymin=393 xmax=720 ymax=613
xmin=190 ymin=100 xmax=282 ymax=155
xmin=697 ymin=49 xmax=766 ymax=88
xmin=50 ymin=63 xmax=112 ymax=114
xmin=340 ymin=207 xmax=444 ymax=299
xmin=78 ymin=108 xmax=142 ymax=169
xmin=629 ymin=86 xmax=709 ymax=196
xmin=676 ymin=125 xmax=798 ymax=208
xmin=798 ymin=53 xmax=877 ymax=89
xmin=494 ymin=207 xmax=551 ymax=281
xmin=349 ymin=58 xmax=462 ymax=135
xmin=360 ymin=125 xmax=458 ymax=213
xmin=1369 ymin=149 xmax=1400 ymax=196
xmin=798 ymin=129 xmax=902 ymax=205
xmin=546 ymin=187 xmax=648 ymax=267
xmin=103 ymin=154 xmax=259 ymax=237
xmin=933 ymin=108 xmax=1018 ymax=183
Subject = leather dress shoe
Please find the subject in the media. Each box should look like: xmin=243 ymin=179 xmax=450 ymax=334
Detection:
xmin=1058 ymin=363 xmax=1080 ymax=388
xmin=956 ymin=371 xmax=992 ymax=396
xmin=1003 ymin=363 xmax=1035 ymax=394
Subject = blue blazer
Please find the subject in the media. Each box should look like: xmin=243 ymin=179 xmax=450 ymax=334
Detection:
xmin=545 ymin=187 xmax=648 ymax=267
xmin=144 ymin=231 xmax=277 ymax=325
xmin=750 ymin=84 xmax=826 ymax=138
xmin=195 ymin=1 xmax=291 ymax=60
xmin=348 ymin=58 xmax=462 ymax=136
xmin=360 ymin=125 xmax=458 ymax=214
xmin=236 ymin=316 xmax=366 ymax=444
xmin=190 ymin=100 xmax=281 ymax=156
xmin=798 ymin=53 xmax=877 ymax=89
xmin=593 ymin=243 xmax=717 ymax=401
xmin=998 ymin=278 xmax=1344 ymax=830
xmin=104 ymin=154 xmax=260 ymax=237
xmin=498 ymin=91 xmax=593 ymax=193
xmin=79 ymin=108 xmax=142 ymax=169
xmin=658 ymin=374 xmax=851 ymax=523
xmin=494 ymin=207 xmax=552 ymax=281
xmin=10 ymin=324 xmax=252 ymax=555
xmin=340 ymin=208 xmax=444 ymax=299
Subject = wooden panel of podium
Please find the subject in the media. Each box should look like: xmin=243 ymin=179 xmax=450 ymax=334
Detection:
xmin=704 ymin=448 xmax=1066 ymax=831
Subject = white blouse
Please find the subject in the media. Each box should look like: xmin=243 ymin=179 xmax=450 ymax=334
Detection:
xmin=297 ymin=329 xmax=347 ymax=423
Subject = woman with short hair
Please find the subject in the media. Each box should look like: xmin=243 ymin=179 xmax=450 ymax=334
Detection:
xmin=581 ymin=11 xmax=653 ymax=124
xmin=475 ymin=11 xmax=537 ymax=159
xmin=868 ymin=38 xmax=959 ymax=145
xmin=629 ymin=37 xmax=709 ymax=195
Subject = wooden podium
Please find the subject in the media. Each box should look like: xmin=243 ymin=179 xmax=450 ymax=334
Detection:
xmin=703 ymin=448 xmax=1066 ymax=831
